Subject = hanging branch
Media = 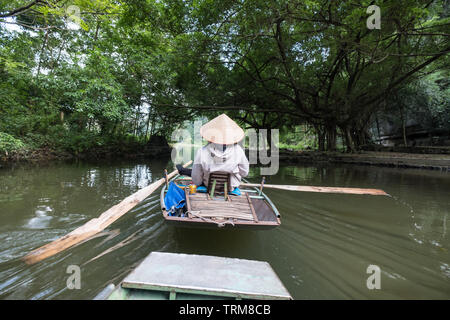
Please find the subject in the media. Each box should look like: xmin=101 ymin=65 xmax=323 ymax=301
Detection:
xmin=0 ymin=0 xmax=42 ymax=18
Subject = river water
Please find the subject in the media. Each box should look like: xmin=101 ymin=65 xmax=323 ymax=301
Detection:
xmin=0 ymin=158 xmax=449 ymax=299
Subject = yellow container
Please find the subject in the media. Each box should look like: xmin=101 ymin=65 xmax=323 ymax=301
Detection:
xmin=189 ymin=184 xmax=197 ymax=194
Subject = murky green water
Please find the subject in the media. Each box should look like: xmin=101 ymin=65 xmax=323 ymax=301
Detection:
xmin=0 ymin=159 xmax=449 ymax=299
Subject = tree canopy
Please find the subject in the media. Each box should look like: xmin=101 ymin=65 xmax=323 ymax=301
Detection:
xmin=0 ymin=0 xmax=449 ymax=156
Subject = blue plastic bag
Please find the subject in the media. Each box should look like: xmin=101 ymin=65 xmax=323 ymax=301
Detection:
xmin=164 ymin=182 xmax=186 ymax=216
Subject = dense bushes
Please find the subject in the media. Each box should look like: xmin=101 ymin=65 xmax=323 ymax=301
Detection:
xmin=0 ymin=128 xmax=148 ymax=160
xmin=1 ymin=0 xmax=448 ymax=160
xmin=0 ymin=132 xmax=26 ymax=155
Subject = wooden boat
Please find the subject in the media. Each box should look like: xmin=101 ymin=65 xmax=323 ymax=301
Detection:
xmin=160 ymin=173 xmax=281 ymax=230
xmin=94 ymin=252 xmax=292 ymax=300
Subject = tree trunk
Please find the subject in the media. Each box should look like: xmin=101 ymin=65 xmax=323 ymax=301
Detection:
xmin=326 ymin=124 xmax=337 ymax=152
xmin=94 ymin=18 xmax=100 ymax=41
xmin=316 ymin=126 xmax=326 ymax=151
xmin=134 ymin=106 xmax=140 ymax=136
xmin=145 ymin=110 xmax=152 ymax=141
xmin=37 ymin=28 xmax=49 ymax=77
xmin=399 ymin=106 xmax=407 ymax=146
xmin=150 ymin=110 xmax=157 ymax=136
xmin=342 ymin=125 xmax=356 ymax=153
xmin=266 ymin=128 xmax=272 ymax=150
xmin=375 ymin=115 xmax=381 ymax=144
xmin=355 ymin=128 xmax=366 ymax=147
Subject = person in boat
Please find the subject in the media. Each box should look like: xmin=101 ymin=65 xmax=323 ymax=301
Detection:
xmin=177 ymin=113 xmax=249 ymax=196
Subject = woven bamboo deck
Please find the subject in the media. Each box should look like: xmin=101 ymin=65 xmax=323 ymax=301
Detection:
xmin=187 ymin=192 xmax=257 ymax=222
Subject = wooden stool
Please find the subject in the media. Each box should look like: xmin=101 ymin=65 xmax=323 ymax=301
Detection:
xmin=207 ymin=171 xmax=231 ymax=199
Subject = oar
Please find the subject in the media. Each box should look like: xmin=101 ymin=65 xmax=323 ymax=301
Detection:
xmin=23 ymin=160 xmax=192 ymax=265
xmin=240 ymin=183 xmax=389 ymax=196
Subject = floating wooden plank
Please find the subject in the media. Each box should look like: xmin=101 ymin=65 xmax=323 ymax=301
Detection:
xmin=23 ymin=161 xmax=193 ymax=265
xmin=240 ymin=183 xmax=389 ymax=196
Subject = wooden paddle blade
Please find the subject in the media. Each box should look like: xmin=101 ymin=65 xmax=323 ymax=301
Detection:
xmin=23 ymin=160 xmax=192 ymax=265
xmin=240 ymin=183 xmax=389 ymax=196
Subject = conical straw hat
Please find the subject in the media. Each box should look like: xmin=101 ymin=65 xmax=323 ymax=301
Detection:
xmin=200 ymin=114 xmax=245 ymax=145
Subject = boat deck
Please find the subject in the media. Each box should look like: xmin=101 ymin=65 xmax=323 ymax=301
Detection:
xmin=160 ymin=176 xmax=280 ymax=229
xmin=105 ymin=252 xmax=292 ymax=300
xmin=187 ymin=192 xmax=256 ymax=221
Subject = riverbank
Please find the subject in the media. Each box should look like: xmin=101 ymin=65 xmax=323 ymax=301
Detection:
xmin=0 ymin=145 xmax=172 ymax=168
xmin=279 ymin=150 xmax=450 ymax=171
xmin=3 ymin=144 xmax=450 ymax=172
xmin=0 ymin=130 xmax=175 ymax=168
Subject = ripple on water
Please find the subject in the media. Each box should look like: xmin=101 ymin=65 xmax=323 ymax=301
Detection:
xmin=0 ymin=229 xmax=64 ymax=263
xmin=440 ymin=263 xmax=450 ymax=278
xmin=25 ymin=205 xmax=53 ymax=229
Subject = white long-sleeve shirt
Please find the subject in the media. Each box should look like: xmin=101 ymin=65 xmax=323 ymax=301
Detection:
xmin=191 ymin=143 xmax=249 ymax=189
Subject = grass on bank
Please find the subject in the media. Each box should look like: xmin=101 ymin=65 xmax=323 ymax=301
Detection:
xmin=0 ymin=128 xmax=148 ymax=159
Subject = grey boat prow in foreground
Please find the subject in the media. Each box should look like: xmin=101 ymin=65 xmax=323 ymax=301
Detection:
xmin=95 ymin=251 xmax=292 ymax=300
xmin=160 ymin=175 xmax=281 ymax=230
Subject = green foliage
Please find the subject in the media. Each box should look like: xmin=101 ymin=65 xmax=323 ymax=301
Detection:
xmin=380 ymin=70 xmax=450 ymax=134
xmin=0 ymin=0 xmax=448 ymax=160
xmin=278 ymin=126 xmax=318 ymax=151
xmin=0 ymin=132 xmax=26 ymax=154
